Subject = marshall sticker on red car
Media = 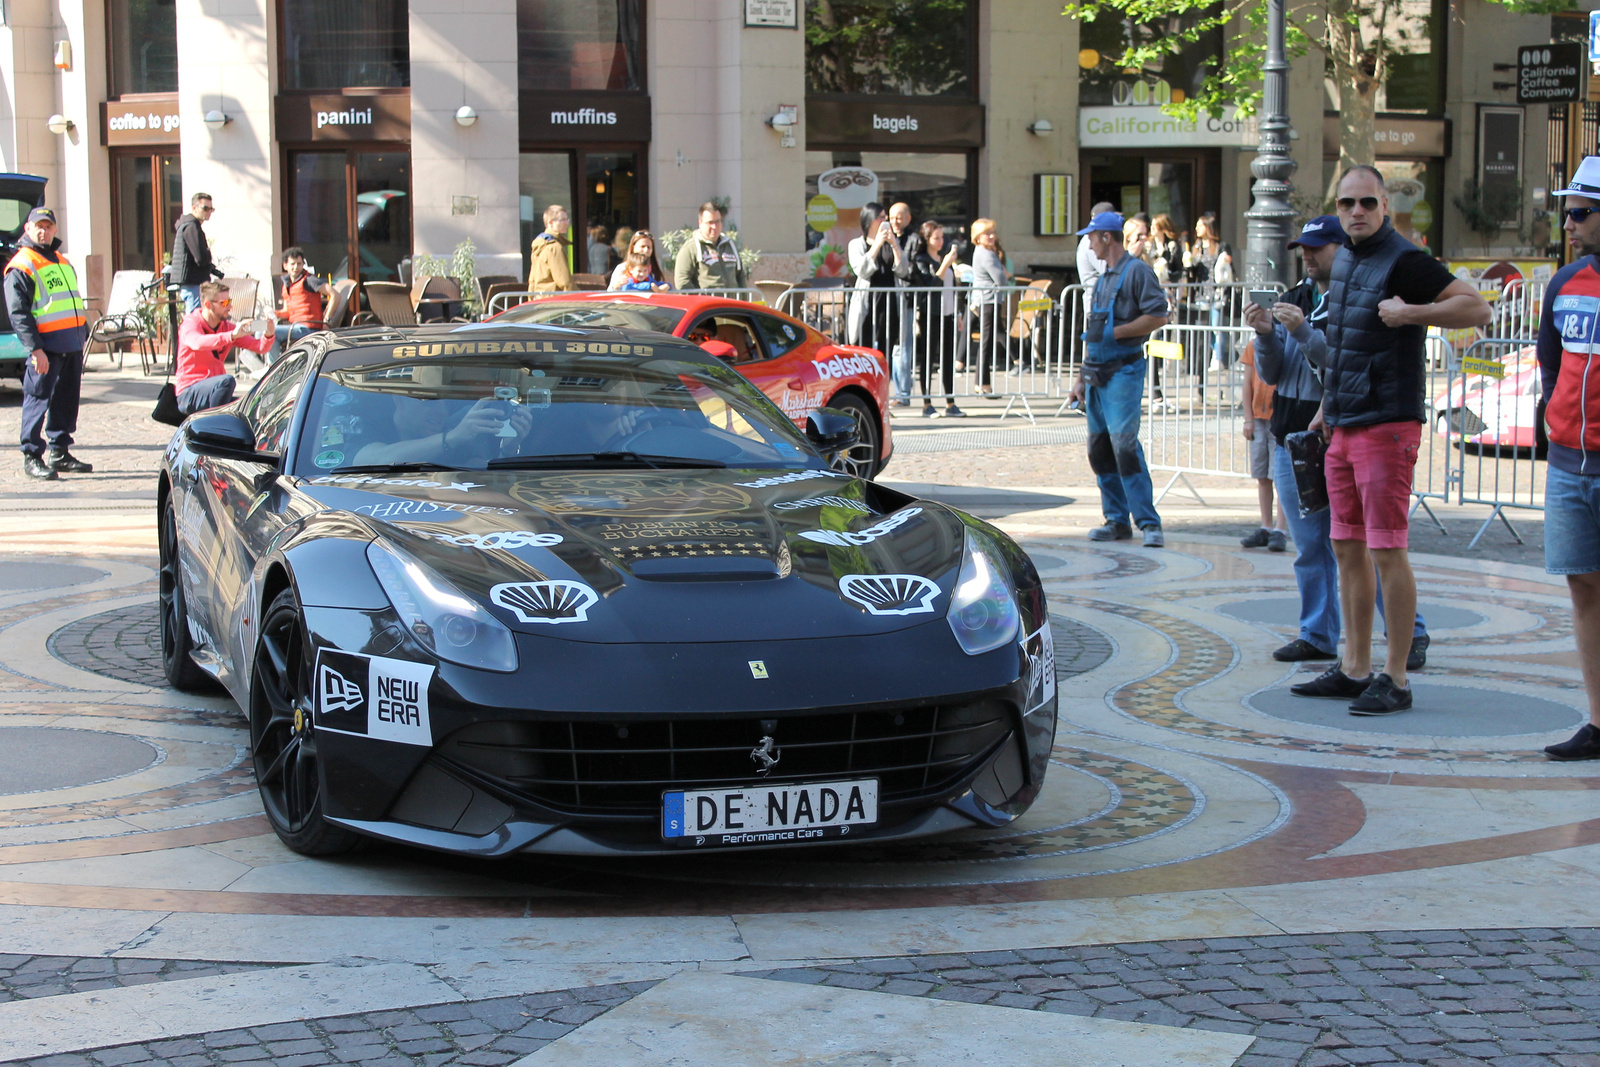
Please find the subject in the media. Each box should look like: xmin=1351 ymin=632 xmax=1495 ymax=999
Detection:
xmin=313 ymin=649 xmax=435 ymax=746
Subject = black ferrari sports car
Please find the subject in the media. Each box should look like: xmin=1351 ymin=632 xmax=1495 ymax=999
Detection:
xmin=159 ymin=323 xmax=1056 ymax=857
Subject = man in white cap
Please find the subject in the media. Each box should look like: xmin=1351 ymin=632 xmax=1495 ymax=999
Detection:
xmin=1067 ymin=210 xmax=1171 ymax=547
xmin=1537 ymin=155 xmax=1600 ymax=759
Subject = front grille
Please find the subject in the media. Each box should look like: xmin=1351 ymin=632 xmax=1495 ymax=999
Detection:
xmin=436 ymin=702 xmax=1013 ymax=817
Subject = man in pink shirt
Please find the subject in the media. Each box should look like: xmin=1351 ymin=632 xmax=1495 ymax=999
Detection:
xmin=176 ymin=280 xmax=272 ymax=415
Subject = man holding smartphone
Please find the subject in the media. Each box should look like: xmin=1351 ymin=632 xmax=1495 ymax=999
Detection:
xmin=1295 ymin=167 xmax=1490 ymax=715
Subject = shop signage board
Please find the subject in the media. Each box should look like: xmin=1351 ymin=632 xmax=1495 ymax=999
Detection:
xmin=519 ymin=92 xmax=651 ymax=143
xmin=806 ymin=100 xmax=985 ymax=148
xmin=101 ymin=95 xmax=180 ymax=146
xmin=1517 ymin=42 xmax=1586 ymax=104
xmin=1078 ymin=106 xmax=1258 ymax=148
xmin=745 ymin=0 xmax=797 ymax=27
xmin=276 ymin=93 xmax=411 ymax=142
xmin=1320 ymin=115 xmax=1449 ymax=158
xmin=1590 ymin=10 xmax=1600 ymax=62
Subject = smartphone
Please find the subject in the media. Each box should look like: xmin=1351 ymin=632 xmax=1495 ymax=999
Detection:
xmin=1249 ymin=289 xmax=1278 ymax=311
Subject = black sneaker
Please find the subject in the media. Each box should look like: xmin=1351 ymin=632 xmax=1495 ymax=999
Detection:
xmin=1273 ymin=639 xmax=1338 ymax=663
xmin=1349 ymin=672 xmax=1413 ymax=715
xmin=1290 ymin=666 xmax=1371 ymax=698
xmin=1240 ymin=528 xmax=1270 ymax=548
xmin=1087 ymin=522 xmax=1133 ymax=542
xmin=46 ymin=450 xmax=93 ymax=473
xmin=1406 ymin=632 xmax=1429 ymax=672
xmin=22 ymin=454 xmax=57 ymax=481
xmin=1545 ymin=723 xmax=1600 ymax=761
xmin=1267 ymin=530 xmax=1288 ymax=552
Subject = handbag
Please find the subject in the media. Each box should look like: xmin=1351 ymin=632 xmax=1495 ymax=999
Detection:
xmin=1285 ymin=430 xmax=1329 ymax=517
xmin=152 ymin=381 xmax=184 ymax=426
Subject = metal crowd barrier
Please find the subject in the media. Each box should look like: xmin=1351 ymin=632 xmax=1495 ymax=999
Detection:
xmin=1489 ymin=278 xmax=1546 ymax=342
xmin=1407 ymin=334 xmax=1456 ymax=534
xmin=1436 ymin=336 xmax=1545 ymax=548
xmin=1138 ymin=322 xmax=1260 ymax=503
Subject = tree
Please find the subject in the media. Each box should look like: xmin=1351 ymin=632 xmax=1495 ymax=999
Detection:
xmin=1064 ymin=0 xmax=1572 ymax=196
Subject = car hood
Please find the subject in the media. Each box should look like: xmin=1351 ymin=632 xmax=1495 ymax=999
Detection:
xmin=299 ymin=468 xmax=969 ymax=643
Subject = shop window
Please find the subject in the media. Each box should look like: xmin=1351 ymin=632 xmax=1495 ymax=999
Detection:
xmin=288 ymin=151 xmax=411 ymax=284
xmin=803 ymin=150 xmax=972 ymax=275
xmin=805 ymin=0 xmax=975 ymax=98
xmin=519 ymin=151 xmax=642 ymax=282
xmin=108 ymin=0 xmax=178 ymax=96
xmin=518 ymin=0 xmax=643 ymax=93
xmin=1077 ymin=7 xmax=1222 ymax=109
xmin=282 ymin=0 xmax=409 ymax=90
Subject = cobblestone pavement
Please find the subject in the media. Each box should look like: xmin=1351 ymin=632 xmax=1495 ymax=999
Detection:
xmin=12 ymin=929 xmax=1600 ymax=1067
xmin=47 ymin=603 xmax=166 ymax=687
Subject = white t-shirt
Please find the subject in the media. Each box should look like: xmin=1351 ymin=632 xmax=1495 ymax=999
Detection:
xmin=1077 ymin=235 xmax=1106 ymax=312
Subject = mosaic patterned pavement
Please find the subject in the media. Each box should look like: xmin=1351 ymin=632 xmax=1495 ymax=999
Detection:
xmin=3 ymin=526 xmax=1600 ymax=1065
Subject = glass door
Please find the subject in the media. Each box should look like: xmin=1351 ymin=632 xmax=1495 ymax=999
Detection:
xmin=288 ymin=148 xmax=411 ymax=286
xmin=520 ymin=151 xmax=575 ymax=282
xmin=112 ymin=152 xmax=184 ymax=274
xmin=520 ymin=148 xmax=644 ymax=282
xmin=289 ymin=152 xmax=350 ymax=282
xmin=355 ymin=152 xmax=410 ymax=283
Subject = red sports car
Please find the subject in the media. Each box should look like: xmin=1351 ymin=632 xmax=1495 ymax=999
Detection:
xmin=490 ymin=292 xmax=892 ymax=477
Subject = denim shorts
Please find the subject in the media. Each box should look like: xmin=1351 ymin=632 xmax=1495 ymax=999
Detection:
xmin=1545 ymin=465 xmax=1600 ymax=575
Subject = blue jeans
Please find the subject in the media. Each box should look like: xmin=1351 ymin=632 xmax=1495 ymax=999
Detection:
xmin=177 ymin=374 xmax=236 ymax=415
xmin=891 ymin=294 xmax=913 ymax=402
xmin=1272 ymin=441 xmax=1427 ymax=649
xmin=1545 ymin=465 xmax=1600 ymax=575
xmin=178 ymin=285 xmax=203 ymax=312
xmin=1085 ymin=359 xmax=1159 ymax=529
xmin=19 ymin=349 xmax=83 ymax=458
xmin=272 ymin=322 xmax=317 ymax=362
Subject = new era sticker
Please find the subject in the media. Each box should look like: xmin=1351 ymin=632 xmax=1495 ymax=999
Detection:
xmin=314 ymin=648 xmax=435 ymax=747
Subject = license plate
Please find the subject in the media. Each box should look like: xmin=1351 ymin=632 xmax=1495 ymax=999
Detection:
xmin=662 ymin=778 xmax=878 ymax=847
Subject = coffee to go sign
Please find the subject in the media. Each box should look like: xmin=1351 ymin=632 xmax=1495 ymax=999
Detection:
xmin=101 ymin=95 xmax=180 ymax=146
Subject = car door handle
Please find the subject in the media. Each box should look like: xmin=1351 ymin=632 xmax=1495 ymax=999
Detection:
xmin=787 ymin=378 xmax=805 ymax=390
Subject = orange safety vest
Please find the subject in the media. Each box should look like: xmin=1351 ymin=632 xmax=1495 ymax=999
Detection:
xmin=5 ymin=246 xmax=87 ymax=333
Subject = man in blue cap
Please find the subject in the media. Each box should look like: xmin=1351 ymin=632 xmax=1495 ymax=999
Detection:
xmin=5 ymin=206 xmax=91 ymax=480
xmin=1067 ymin=210 xmax=1171 ymax=547
xmin=1249 ymin=215 xmax=1429 ymax=671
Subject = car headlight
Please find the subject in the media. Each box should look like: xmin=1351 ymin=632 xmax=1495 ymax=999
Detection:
xmin=946 ymin=528 xmax=1020 ymax=655
xmin=366 ymin=540 xmax=518 ymax=673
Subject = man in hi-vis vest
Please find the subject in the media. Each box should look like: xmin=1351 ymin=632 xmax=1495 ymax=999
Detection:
xmin=5 ymin=207 xmax=91 ymax=481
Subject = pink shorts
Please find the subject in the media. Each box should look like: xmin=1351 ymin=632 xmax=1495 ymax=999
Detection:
xmin=1325 ymin=422 xmax=1421 ymax=550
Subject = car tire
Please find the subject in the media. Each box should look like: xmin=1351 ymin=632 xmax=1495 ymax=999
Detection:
xmin=249 ymin=587 xmax=363 ymax=857
xmin=158 ymin=501 xmax=212 ymax=692
xmin=827 ymin=393 xmax=881 ymax=479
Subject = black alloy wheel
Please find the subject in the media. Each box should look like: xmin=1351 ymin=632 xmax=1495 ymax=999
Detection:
xmin=827 ymin=393 xmax=881 ymax=479
xmin=158 ymin=501 xmax=210 ymax=691
xmin=249 ymin=587 xmax=362 ymax=856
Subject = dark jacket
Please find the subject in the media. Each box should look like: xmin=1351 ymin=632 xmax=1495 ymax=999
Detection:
xmin=170 ymin=213 xmax=221 ymax=285
xmin=5 ymin=234 xmax=88 ymax=353
xmin=1319 ymin=221 xmax=1425 ymax=427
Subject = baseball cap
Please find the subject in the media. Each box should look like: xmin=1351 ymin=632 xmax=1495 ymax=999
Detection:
xmin=1553 ymin=156 xmax=1600 ymax=198
xmin=1076 ymin=211 xmax=1126 ymax=235
xmin=26 ymin=207 xmax=56 ymax=226
xmin=1286 ymin=215 xmax=1346 ymax=249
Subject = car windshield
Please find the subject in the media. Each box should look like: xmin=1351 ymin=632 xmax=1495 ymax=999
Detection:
xmin=293 ymin=340 xmax=817 ymax=478
xmin=493 ymin=300 xmax=687 ymax=335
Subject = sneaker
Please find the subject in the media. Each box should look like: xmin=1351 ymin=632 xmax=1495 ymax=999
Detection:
xmin=1142 ymin=526 xmax=1165 ymax=549
xmin=921 ymin=403 xmax=937 ymax=417
xmin=1267 ymin=529 xmax=1288 ymax=552
xmin=1290 ymin=666 xmax=1372 ymax=699
xmin=45 ymin=450 xmax=93 ymax=473
xmin=1273 ymin=639 xmax=1338 ymax=663
xmin=1406 ymin=632 xmax=1429 ymax=672
xmin=1087 ymin=522 xmax=1133 ymax=542
xmin=1240 ymin=528 xmax=1270 ymax=548
xmin=1349 ymin=672 xmax=1413 ymax=715
xmin=941 ymin=405 xmax=966 ymax=418
xmin=892 ymin=399 xmax=912 ymax=408
xmin=22 ymin=454 xmax=58 ymax=481
xmin=1545 ymin=723 xmax=1600 ymax=761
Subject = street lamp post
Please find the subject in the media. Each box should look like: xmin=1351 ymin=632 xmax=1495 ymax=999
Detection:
xmin=1243 ymin=0 xmax=1297 ymax=287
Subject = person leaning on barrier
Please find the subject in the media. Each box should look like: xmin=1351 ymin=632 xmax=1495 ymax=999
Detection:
xmin=1251 ymin=215 xmax=1430 ymax=670
xmin=1535 ymin=156 xmax=1600 ymax=760
xmin=674 ymin=202 xmax=748 ymax=291
xmin=1295 ymin=165 xmax=1490 ymax=716
xmin=6 ymin=207 xmax=91 ymax=481
xmin=1066 ymin=211 xmax=1171 ymax=549
xmin=527 ymin=204 xmax=573 ymax=293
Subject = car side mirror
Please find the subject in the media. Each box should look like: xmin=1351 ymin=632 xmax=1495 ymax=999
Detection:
xmin=183 ymin=412 xmax=276 ymax=464
xmin=805 ymin=408 xmax=860 ymax=454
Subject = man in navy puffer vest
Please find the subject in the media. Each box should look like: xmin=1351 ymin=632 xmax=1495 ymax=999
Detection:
xmin=1291 ymin=165 xmax=1490 ymax=715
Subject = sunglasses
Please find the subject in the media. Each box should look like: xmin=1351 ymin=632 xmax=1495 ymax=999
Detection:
xmin=1566 ymin=207 xmax=1600 ymax=224
xmin=1336 ymin=196 xmax=1381 ymax=212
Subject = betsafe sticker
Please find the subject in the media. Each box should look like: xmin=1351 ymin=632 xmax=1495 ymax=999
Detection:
xmin=313 ymin=649 xmax=435 ymax=746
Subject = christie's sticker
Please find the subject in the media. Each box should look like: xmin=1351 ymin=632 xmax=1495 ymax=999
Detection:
xmin=313 ymin=649 xmax=435 ymax=746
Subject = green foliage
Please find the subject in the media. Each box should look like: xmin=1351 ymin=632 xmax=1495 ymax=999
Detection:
xmin=1452 ymin=179 xmax=1525 ymax=253
xmin=413 ymin=238 xmax=479 ymax=318
xmin=805 ymin=0 xmax=973 ymax=96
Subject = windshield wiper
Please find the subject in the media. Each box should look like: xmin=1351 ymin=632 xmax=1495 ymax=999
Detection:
xmin=486 ymin=452 xmax=727 ymax=470
xmin=325 ymin=462 xmax=459 ymax=475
